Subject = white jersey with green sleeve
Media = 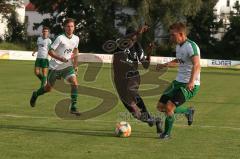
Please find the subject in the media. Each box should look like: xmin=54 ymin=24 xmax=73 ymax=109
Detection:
xmin=175 ymin=39 xmax=201 ymax=85
xmin=49 ymin=34 xmax=79 ymax=70
xmin=36 ymin=37 xmax=52 ymax=59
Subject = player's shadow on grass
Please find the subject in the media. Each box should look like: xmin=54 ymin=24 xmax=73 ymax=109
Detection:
xmin=0 ymin=125 xmax=154 ymax=139
xmin=0 ymin=124 xmax=115 ymax=138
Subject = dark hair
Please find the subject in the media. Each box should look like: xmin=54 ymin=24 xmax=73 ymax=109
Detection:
xmin=42 ymin=26 xmax=49 ymax=31
xmin=63 ymin=18 xmax=75 ymax=26
xmin=169 ymin=22 xmax=187 ymax=34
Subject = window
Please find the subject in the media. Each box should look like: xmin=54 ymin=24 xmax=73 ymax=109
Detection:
xmin=227 ymin=0 xmax=230 ymax=7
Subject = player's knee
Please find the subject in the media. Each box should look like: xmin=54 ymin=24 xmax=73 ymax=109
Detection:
xmin=73 ymin=81 xmax=78 ymax=86
xmin=158 ymin=95 xmax=169 ymax=112
xmin=165 ymin=101 xmax=175 ymax=116
xmin=34 ymin=69 xmax=40 ymax=75
xmin=165 ymin=108 xmax=174 ymax=116
xmin=68 ymin=76 xmax=78 ymax=85
xmin=42 ymin=69 xmax=48 ymax=76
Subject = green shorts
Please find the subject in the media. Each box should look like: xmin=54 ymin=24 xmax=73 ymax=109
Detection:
xmin=47 ymin=66 xmax=76 ymax=86
xmin=35 ymin=58 xmax=49 ymax=68
xmin=159 ymin=80 xmax=200 ymax=106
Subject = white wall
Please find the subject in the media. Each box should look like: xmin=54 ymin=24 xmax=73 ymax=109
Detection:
xmin=25 ymin=11 xmax=50 ymax=36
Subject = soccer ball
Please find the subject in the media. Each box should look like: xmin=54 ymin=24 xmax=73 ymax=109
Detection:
xmin=115 ymin=121 xmax=131 ymax=137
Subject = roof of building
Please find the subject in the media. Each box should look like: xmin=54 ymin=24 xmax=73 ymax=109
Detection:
xmin=25 ymin=2 xmax=37 ymax=11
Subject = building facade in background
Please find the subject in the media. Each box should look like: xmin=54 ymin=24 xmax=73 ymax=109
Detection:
xmin=0 ymin=0 xmax=239 ymax=40
xmin=25 ymin=3 xmax=51 ymax=36
xmin=213 ymin=0 xmax=239 ymax=39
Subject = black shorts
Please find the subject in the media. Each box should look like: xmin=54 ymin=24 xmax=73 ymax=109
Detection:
xmin=159 ymin=89 xmax=186 ymax=107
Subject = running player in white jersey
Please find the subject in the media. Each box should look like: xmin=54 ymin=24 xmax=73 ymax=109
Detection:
xmin=156 ymin=22 xmax=201 ymax=139
xmin=32 ymin=27 xmax=52 ymax=88
xmin=30 ymin=18 xmax=80 ymax=116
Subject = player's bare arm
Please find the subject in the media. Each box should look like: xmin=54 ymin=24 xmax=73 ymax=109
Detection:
xmin=145 ymin=42 xmax=155 ymax=61
xmin=48 ymin=49 xmax=68 ymax=62
xmin=156 ymin=59 xmax=179 ymax=71
xmin=187 ymin=55 xmax=201 ymax=90
xmin=141 ymin=42 xmax=155 ymax=69
xmin=72 ymin=48 xmax=79 ymax=72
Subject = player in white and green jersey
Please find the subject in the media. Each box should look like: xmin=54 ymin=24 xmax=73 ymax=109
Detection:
xmin=32 ymin=27 xmax=52 ymax=88
xmin=30 ymin=18 xmax=80 ymax=116
xmin=156 ymin=22 xmax=201 ymax=139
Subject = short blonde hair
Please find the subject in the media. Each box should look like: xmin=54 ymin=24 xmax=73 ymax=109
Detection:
xmin=169 ymin=22 xmax=187 ymax=34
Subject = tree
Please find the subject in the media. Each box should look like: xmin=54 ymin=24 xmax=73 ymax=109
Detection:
xmin=30 ymin=0 xmax=121 ymax=52
xmin=187 ymin=0 xmax=221 ymax=59
xmin=30 ymin=0 xmax=203 ymax=52
xmin=0 ymin=0 xmax=14 ymax=16
xmin=219 ymin=2 xmax=240 ymax=60
xmin=6 ymin=11 xmax=25 ymax=42
xmin=114 ymin=0 xmax=203 ymax=55
xmin=0 ymin=0 xmax=25 ymax=41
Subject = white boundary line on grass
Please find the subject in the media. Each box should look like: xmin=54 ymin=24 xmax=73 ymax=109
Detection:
xmin=1 ymin=114 xmax=240 ymax=131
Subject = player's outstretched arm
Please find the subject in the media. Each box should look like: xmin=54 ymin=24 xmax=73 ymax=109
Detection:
xmin=141 ymin=43 xmax=153 ymax=69
xmin=156 ymin=59 xmax=179 ymax=71
xmin=145 ymin=42 xmax=156 ymax=61
xmin=48 ymin=49 xmax=68 ymax=62
xmin=125 ymin=24 xmax=149 ymax=39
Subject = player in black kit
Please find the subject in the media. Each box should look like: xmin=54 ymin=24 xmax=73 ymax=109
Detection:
xmin=113 ymin=25 xmax=162 ymax=133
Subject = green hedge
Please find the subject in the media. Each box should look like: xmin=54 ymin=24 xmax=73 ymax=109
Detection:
xmin=0 ymin=42 xmax=29 ymax=51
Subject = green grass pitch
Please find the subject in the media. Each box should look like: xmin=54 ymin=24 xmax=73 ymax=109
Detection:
xmin=0 ymin=60 xmax=240 ymax=159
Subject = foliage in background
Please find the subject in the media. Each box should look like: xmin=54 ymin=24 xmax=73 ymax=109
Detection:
xmin=6 ymin=11 xmax=26 ymax=42
xmin=187 ymin=0 xmax=221 ymax=59
xmin=29 ymin=0 xmax=121 ymax=52
xmin=0 ymin=0 xmax=15 ymax=16
xmin=29 ymin=0 xmax=203 ymax=53
xmin=1 ymin=0 xmax=240 ymax=59
xmin=218 ymin=2 xmax=240 ymax=60
xmin=0 ymin=42 xmax=28 ymax=50
xmin=0 ymin=0 xmax=26 ymax=42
